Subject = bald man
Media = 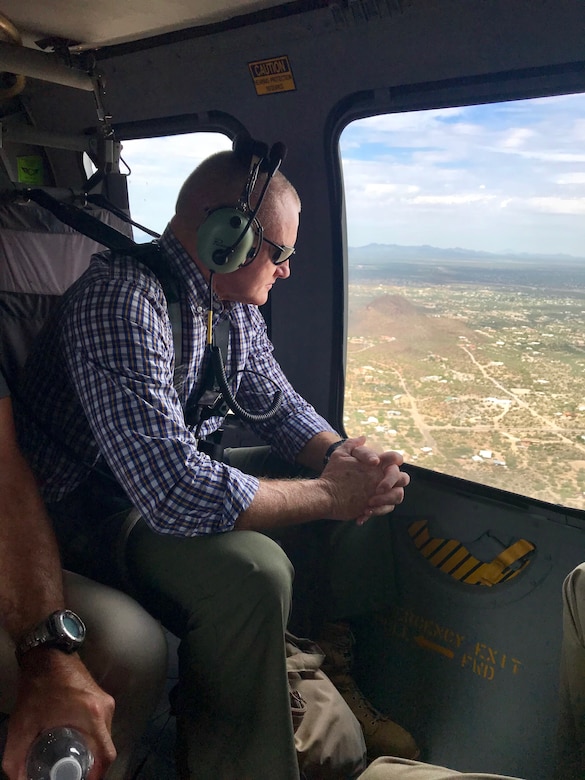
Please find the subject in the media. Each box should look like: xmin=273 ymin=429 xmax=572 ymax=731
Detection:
xmin=17 ymin=144 xmax=411 ymax=779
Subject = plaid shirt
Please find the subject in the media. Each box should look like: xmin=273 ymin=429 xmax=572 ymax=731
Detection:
xmin=18 ymin=226 xmax=335 ymax=536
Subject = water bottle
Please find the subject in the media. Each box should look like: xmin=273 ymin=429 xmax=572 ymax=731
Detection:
xmin=26 ymin=727 xmax=94 ymax=780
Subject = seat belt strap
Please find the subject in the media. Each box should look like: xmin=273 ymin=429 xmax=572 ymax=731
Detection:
xmin=25 ymin=188 xmax=137 ymax=253
xmin=23 ymin=187 xmax=232 ymax=435
xmin=85 ymin=193 xmax=161 ymax=239
xmin=23 ymin=187 xmax=184 ymax=368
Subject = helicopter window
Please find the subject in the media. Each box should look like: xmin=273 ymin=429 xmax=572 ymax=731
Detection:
xmin=121 ymin=132 xmax=232 ymax=241
xmin=82 ymin=152 xmax=97 ymax=180
xmin=341 ymin=92 xmax=585 ymax=510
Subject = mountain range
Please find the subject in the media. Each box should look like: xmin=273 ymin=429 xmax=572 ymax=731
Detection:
xmin=348 ymin=243 xmax=585 ymax=267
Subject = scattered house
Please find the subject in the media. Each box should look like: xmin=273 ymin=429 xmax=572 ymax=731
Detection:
xmin=485 ymin=397 xmax=512 ymax=408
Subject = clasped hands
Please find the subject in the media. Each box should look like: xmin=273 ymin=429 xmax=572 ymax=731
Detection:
xmin=321 ymin=435 xmax=410 ymax=525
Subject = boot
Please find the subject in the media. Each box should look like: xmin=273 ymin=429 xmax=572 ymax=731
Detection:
xmin=317 ymin=621 xmax=420 ymax=761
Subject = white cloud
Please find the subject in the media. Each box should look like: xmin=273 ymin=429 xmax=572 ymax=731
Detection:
xmin=364 ymin=182 xmax=399 ymax=195
xmin=451 ymin=122 xmax=483 ymax=136
xmin=526 ymin=196 xmax=585 ymax=215
xmin=352 ymin=106 xmax=467 ymax=135
xmin=503 ymin=150 xmax=585 ymax=163
xmin=500 ymin=127 xmax=534 ymax=148
xmin=341 ymin=93 xmax=585 ymax=255
xmin=410 ymin=193 xmax=497 ymax=206
xmin=556 ymin=172 xmax=585 ymax=185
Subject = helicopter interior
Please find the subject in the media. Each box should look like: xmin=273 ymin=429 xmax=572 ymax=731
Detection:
xmin=0 ymin=2 xmax=584 ymax=778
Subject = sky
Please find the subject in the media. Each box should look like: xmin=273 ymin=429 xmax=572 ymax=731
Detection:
xmin=340 ymin=93 xmax=585 ymax=257
xmin=121 ymin=132 xmax=232 ymax=242
xmin=122 ymin=91 xmax=585 ymax=257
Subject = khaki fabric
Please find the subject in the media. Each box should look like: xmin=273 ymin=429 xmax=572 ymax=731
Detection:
xmin=286 ymin=634 xmax=367 ymax=779
xmin=358 ymin=758 xmax=522 ymax=779
xmin=556 ymin=562 xmax=585 ymax=779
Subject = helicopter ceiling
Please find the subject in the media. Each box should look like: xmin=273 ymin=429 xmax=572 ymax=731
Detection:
xmin=0 ymin=0 xmax=313 ymax=51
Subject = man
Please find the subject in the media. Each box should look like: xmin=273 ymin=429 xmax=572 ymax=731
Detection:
xmin=0 ymin=365 xmax=167 ymax=779
xmin=16 ymin=142 xmax=411 ymax=779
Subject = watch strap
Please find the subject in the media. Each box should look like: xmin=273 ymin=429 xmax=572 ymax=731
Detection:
xmin=323 ymin=438 xmax=347 ymax=466
xmin=16 ymin=610 xmax=86 ymax=661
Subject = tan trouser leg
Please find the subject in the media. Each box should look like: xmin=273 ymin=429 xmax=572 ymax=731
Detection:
xmin=358 ymin=757 xmax=523 ymax=779
xmin=556 ymin=563 xmax=585 ymax=779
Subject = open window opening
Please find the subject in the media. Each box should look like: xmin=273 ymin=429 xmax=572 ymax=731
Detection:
xmin=120 ymin=132 xmax=232 ymax=241
xmin=340 ymin=92 xmax=585 ymax=511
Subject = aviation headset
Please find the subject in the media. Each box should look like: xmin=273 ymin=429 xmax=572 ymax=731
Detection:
xmin=196 ymin=133 xmax=287 ymax=274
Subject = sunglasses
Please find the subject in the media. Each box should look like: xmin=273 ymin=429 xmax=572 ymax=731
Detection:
xmin=263 ymin=236 xmax=296 ymax=265
xmin=247 ymin=222 xmax=295 ymax=266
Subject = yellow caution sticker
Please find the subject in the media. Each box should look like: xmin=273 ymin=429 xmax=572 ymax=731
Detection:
xmin=248 ymin=56 xmax=296 ymax=96
xmin=17 ymin=155 xmax=44 ymax=185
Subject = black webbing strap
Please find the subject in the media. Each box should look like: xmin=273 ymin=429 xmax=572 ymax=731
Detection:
xmin=24 ymin=188 xmax=182 ymax=363
xmin=85 ymin=192 xmax=161 ymax=239
xmin=24 ymin=187 xmax=231 ymax=438
xmin=25 ymin=188 xmax=137 ymax=253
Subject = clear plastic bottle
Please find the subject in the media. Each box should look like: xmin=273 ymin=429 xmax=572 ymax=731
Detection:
xmin=26 ymin=727 xmax=94 ymax=780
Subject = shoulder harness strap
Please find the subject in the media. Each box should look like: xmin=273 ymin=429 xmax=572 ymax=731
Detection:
xmin=24 ymin=187 xmax=233 ymax=426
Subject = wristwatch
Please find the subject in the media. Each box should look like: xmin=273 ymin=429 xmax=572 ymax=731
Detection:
xmin=323 ymin=438 xmax=347 ymax=466
xmin=16 ymin=610 xmax=86 ymax=660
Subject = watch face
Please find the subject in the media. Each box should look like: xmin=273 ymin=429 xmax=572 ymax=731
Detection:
xmin=61 ymin=612 xmax=85 ymax=640
xmin=53 ymin=610 xmax=86 ymax=648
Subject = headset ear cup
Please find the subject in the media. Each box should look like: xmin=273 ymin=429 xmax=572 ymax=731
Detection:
xmin=197 ymin=208 xmax=256 ymax=274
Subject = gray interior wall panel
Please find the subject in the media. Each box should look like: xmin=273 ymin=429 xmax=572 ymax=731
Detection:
xmin=329 ymin=480 xmax=585 ymax=779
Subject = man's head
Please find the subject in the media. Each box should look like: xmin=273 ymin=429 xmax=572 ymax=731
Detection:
xmin=170 ymin=148 xmax=301 ymax=306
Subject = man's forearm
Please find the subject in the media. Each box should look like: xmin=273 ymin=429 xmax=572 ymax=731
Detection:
xmin=235 ymin=475 xmax=335 ymax=532
xmin=0 ymin=470 xmax=65 ymax=640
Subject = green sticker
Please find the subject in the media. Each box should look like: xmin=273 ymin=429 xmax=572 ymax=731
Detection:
xmin=17 ymin=155 xmax=44 ymax=185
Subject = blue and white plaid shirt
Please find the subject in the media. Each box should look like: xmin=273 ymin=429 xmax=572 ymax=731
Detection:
xmin=19 ymin=226 xmax=335 ymax=536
